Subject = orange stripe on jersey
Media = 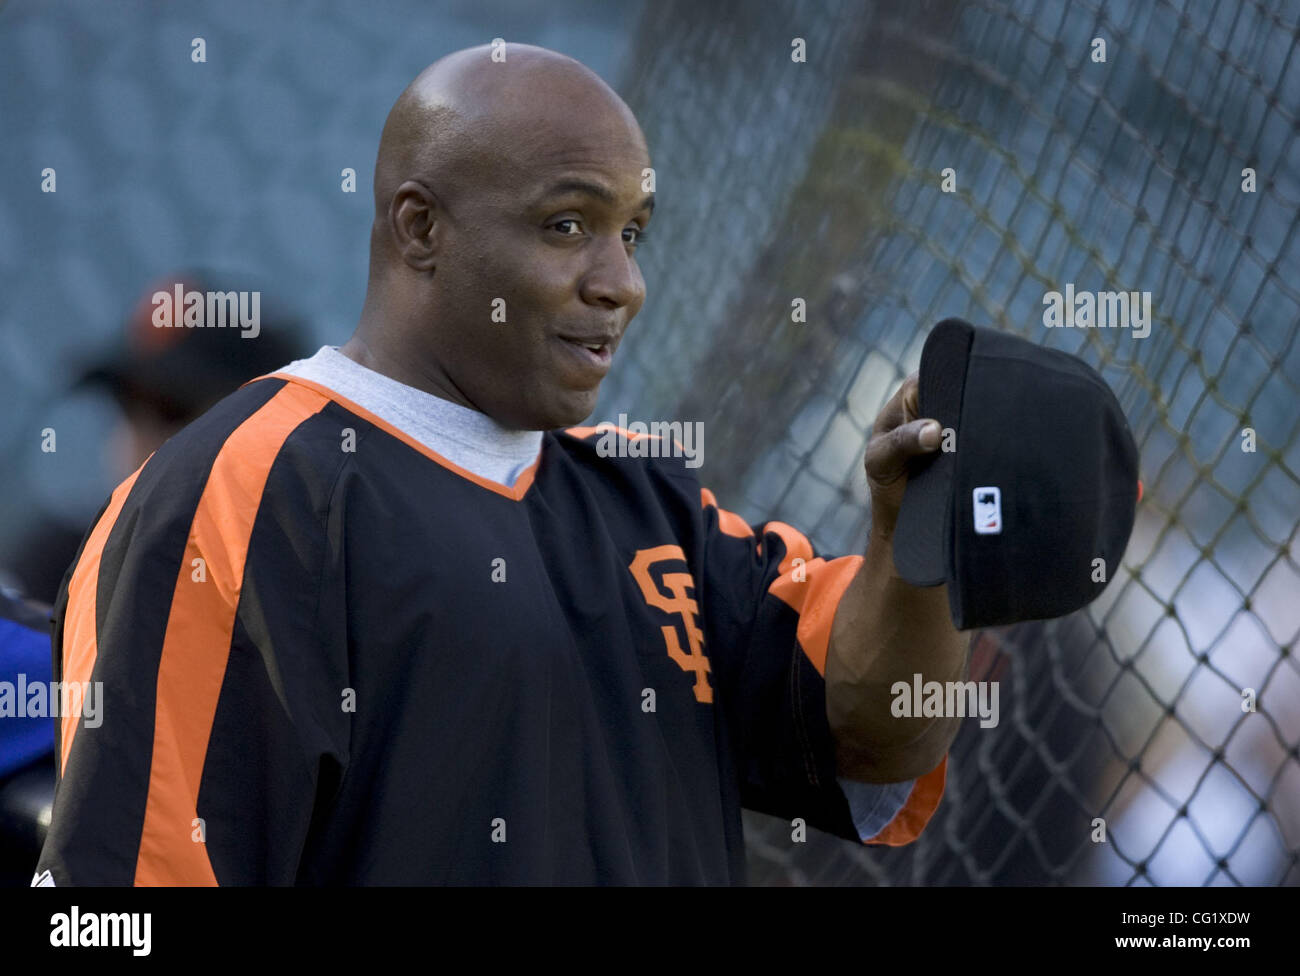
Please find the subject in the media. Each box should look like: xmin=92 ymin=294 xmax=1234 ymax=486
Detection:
xmin=59 ymin=467 xmax=145 ymax=776
xmin=699 ymin=488 xmax=752 ymax=539
xmin=864 ymin=755 xmax=947 ymax=846
xmin=134 ymin=381 xmax=327 ymax=886
xmin=262 ymin=372 xmax=540 ymax=501
xmin=769 ymin=555 xmax=863 ymax=676
xmin=699 ymin=489 xmax=856 ymax=675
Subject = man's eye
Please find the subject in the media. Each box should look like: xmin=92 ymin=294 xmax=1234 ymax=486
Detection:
xmin=552 ymin=219 xmax=582 ymax=236
xmin=623 ymin=227 xmax=650 ymax=247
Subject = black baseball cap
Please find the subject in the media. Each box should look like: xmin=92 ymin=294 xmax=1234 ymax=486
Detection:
xmin=893 ymin=318 xmax=1141 ymax=630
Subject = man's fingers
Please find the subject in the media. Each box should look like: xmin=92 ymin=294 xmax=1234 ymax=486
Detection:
xmin=872 ymin=372 xmax=921 ymax=435
xmin=901 ymin=372 xmax=920 ymax=419
xmin=865 ymin=417 xmax=942 ymax=487
xmin=915 ymin=418 xmax=942 ymax=452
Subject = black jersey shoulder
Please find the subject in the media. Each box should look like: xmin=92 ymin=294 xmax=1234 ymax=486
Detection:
xmin=80 ymin=377 xmax=356 ymax=623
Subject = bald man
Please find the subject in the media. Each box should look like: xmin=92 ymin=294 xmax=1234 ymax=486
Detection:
xmin=35 ymin=44 xmax=967 ymax=885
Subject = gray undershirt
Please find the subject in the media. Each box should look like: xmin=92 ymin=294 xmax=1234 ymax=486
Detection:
xmin=277 ymin=345 xmax=543 ymax=486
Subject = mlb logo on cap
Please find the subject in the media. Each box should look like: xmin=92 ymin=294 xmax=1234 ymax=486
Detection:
xmin=893 ymin=318 xmax=1141 ymax=630
xmin=972 ymin=487 xmax=1001 ymax=535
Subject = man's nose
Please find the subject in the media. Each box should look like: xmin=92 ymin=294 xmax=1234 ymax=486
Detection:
xmin=579 ymin=236 xmax=644 ymax=310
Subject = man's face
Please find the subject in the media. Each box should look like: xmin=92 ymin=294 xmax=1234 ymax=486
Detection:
xmin=424 ymin=113 xmax=653 ymax=431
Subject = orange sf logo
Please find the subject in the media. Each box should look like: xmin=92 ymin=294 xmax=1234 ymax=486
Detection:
xmin=628 ymin=545 xmax=712 ymax=704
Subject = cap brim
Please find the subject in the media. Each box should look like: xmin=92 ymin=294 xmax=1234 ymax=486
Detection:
xmin=892 ymin=318 xmax=974 ymax=586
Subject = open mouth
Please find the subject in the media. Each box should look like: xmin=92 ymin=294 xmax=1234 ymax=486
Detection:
xmin=555 ymin=334 xmax=615 ymax=373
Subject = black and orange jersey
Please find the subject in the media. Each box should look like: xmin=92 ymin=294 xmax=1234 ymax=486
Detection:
xmin=35 ymin=371 xmax=946 ymax=885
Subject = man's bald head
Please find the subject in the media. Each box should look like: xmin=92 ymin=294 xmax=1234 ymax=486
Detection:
xmin=372 ymin=44 xmax=646 ymax=240
xmin=345 ymin=43 xmax=654 ymax=431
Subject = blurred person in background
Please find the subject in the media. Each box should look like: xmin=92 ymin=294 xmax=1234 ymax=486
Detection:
xmin=4 ymin=271 xmax=309 ymax=605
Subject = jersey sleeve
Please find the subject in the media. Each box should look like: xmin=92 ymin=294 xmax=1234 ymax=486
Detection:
xmin=34 ymin=381 xmax=351 ymax=885
xmin=697 ymin=486 xmax=947 ymax=846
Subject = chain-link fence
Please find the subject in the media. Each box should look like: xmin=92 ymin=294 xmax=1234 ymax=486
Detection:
xmin=595 ymin=0 xmax=1300 ymax=885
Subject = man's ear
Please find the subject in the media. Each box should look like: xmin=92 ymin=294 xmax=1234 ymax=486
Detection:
xmin=388 ymin=180 xmax=444 ymax=272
